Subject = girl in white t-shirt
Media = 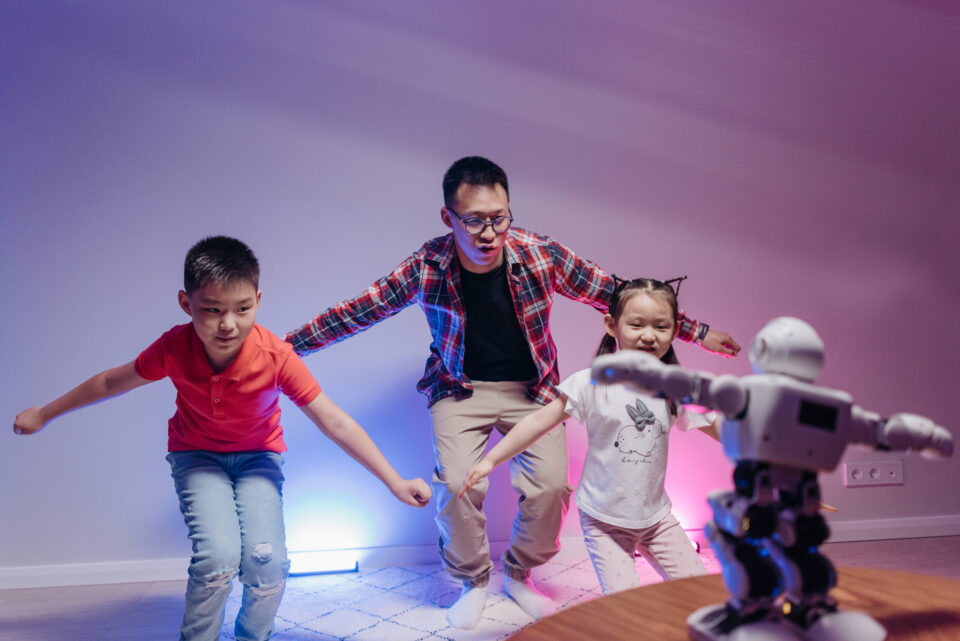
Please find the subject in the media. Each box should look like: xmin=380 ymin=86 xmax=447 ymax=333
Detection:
xmin=459 ymin=277 xmax=721 ymax=595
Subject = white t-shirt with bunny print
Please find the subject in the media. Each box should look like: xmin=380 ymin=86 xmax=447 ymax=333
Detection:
xmin=558 ymin=367 xmax=715 ymax=530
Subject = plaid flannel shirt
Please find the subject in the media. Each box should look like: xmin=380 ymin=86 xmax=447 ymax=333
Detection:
xmin=285 ymin=228 xmax=699 ymax=407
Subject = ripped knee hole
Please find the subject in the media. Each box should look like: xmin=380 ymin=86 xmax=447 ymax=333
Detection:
xmin=247 ymin=579 xmax=285 ymax=598
xmin=203 ymin=569 xmax=237 ymax=589
xmin=252 ymin=542 xmax=274 ymax=564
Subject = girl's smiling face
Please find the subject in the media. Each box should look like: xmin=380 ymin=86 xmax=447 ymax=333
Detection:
xmin=604 ymin=291 xmax=678 ymax=360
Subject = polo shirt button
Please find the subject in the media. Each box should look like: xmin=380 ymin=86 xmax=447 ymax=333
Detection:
xmin=213 ymin=376 xmax=220 ymax=382
xmin=214 ymin=398 xmax=221 ymax=403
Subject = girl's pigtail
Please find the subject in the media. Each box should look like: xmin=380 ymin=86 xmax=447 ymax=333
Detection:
xmin=658 ymin=279 xmax=684 ymax=416
xmin=596 ymin=334 xmax=618 ymax=356
xmin=595 ymin=275 xmax=628 ymax=357
xmin=661 ymin=344 xmax=679 ymax=366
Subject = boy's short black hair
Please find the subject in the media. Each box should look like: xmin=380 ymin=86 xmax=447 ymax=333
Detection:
xmin=183 ymin=236 xmax=260 ymax=295
xmin=442 ymin=156 xmax=510 ymax=209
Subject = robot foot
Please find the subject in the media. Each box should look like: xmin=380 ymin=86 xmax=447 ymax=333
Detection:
xmin=804 ymin=610 xmax=886 ymax=641
xmin=688 ymin=604 xmax=887 ymax=641
xmin=688 ymin=604 xmax=805 ymax=641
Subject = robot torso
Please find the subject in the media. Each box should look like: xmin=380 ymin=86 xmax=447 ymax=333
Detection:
xmin=722 ymin=374 xmax=853 ymax=472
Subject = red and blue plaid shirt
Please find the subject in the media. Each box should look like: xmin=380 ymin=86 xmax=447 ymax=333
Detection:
xmin=285 ymin=228 xmax=700 ymax=407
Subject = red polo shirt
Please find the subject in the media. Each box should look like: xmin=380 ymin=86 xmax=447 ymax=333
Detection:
xmin=135 ymin=323 xmax=322 ymax=453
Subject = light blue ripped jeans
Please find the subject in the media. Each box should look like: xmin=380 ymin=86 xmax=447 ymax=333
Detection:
xmin=167 ymin=451 xmax=290 ymax=641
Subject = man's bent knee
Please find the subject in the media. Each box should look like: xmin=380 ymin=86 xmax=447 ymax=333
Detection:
xmin=522 ymin=479 xmax=572 ymax=504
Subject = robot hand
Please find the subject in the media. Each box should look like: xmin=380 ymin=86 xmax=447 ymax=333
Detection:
xmin=592 ymin=351 xmax=694 ymax=400
xmin=882 ymin=413 xmax=953 ymax=459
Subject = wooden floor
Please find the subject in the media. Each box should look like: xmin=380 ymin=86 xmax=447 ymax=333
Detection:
xmin=1 ymin=536 xmax=958 ymax=641
xmin=509 ymin=567 xmax=960 ymax=641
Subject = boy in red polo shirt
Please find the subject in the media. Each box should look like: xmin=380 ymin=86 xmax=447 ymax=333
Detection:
xmin=13 ymin=236 xmax=431 ymax=641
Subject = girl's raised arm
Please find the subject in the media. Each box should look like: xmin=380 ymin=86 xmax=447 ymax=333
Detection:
xmin=458 ymin=396 xmax=570 ymax=498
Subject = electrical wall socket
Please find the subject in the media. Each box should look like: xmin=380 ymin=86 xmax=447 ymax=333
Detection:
xmin=843 ymin=460 xmax=903 ymax=487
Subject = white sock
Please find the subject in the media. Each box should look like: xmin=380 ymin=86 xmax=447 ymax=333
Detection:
xmin=446 ymin=584 xmax=487 ymax=630
xmin=503 ymin=575 xmax=556 ymax=620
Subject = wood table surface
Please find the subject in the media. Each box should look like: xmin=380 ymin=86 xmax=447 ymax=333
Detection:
xmin=508 ymin=567 xmax=960 ymax=641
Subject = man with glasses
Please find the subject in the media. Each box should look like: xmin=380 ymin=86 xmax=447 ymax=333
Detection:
xmin=285 ymin=156 xmax=740 ymax=629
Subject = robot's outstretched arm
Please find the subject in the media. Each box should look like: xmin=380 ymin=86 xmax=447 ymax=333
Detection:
xmin=851 ymin=406 xmax=954 ymax=458
xmin=592 ymin=351 xmax=748 ymax=417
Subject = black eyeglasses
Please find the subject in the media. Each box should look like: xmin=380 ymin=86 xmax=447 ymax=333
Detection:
xmin=446 ymin=207 xmax=513 ymax=235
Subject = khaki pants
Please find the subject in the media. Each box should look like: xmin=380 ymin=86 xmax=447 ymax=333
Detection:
xmin=579 ymin=509 xmax=707 ymax=595
xmin=429 ymin=381 xmax=572 ymax=587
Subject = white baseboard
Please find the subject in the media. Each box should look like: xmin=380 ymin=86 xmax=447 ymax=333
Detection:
xmin=0 ymin=541 xmax=511 ymax=591
xmin=825 ymin=513 xmax=960 ymax=542
xmin=2 ymin=518 xmax=957 ymax=590
xmin=0 ymin=558 xmax=189 ymax=590
xmin=357 ymin=540 xmax=510 ymax=571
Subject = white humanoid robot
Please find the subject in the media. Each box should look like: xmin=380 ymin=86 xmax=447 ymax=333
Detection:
xmin=591 ymin=317 xmax=954 ymax=641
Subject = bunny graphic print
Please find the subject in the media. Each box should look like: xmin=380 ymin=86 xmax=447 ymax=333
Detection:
xmin=558 ymin=368 xmax=713 ymax=529
xmin=614 ymin=399 xmax=665 ymax=461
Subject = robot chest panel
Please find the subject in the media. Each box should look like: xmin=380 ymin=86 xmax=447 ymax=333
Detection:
xmin=724 ymin=376 xmax=853 ymax=471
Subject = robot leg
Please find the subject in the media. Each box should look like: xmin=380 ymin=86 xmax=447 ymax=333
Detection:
xmin=689 ymin=487 xmax=791 ymax=641
xmin=781 ymin=512 xmax=836 ymax=617
xmin=689 ymin=521 xmax=800 ymax=641
xmin=777 ymin=508 xmax=886 ymax=641
xmin=775 ymin=475 xmax=838 ymax=627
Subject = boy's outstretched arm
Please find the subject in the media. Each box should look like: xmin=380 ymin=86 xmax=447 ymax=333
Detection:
xmin=300 ymin=391 xmax=431 ymax=507
xmin=14 ymin=361 xmax=152 ymax=435
xmin=458 ymin=397 xmax=570 ymax=498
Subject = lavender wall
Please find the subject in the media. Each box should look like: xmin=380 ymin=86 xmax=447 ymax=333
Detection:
xmin=2 ymin=1 xmax=958 ymax=579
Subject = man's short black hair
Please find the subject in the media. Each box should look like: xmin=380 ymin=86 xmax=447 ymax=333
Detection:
xmin=442 ymin=156 xmax=510 ymax=209
xmin=183 ymin=236 xmax=260 ymax=295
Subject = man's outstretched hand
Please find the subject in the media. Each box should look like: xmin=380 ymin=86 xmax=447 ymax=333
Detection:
xmin=702 ymin=329 xmax=741 ymax=358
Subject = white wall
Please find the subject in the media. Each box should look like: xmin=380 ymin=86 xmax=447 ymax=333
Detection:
xmin=2 ymin=0 xmax=958 ymax=587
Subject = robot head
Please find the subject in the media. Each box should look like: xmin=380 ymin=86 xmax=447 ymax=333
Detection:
xmin=749 ymin=317 xmax=824 ymax=382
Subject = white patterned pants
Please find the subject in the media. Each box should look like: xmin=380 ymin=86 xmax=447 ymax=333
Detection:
xmin=579 ymin=509 xmax=707 ymax=595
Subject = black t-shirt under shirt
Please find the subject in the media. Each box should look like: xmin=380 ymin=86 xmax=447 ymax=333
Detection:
xmin=459 ymin=259 xmax=538 ymax=382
